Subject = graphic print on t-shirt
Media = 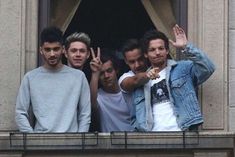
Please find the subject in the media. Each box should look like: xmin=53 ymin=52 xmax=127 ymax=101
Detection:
xmin=151 ymin=79 xmax=169 ymax=105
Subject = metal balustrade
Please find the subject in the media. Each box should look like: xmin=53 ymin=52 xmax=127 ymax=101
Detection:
xmin=0 ymin=131 xmax=233 ymax=153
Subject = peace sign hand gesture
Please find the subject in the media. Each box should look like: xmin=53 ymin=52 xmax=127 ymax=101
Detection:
xmin=169 ymin=24 xmax=188 ymax=49
xmin=90 ymin=47 xmax=102 ymax=73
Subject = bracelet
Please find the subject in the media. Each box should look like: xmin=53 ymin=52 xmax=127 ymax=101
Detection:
xmin=181 ymin=47 xmax=187 ymax=53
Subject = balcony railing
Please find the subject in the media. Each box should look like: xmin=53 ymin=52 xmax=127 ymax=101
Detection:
xmin=0 ymin=131 xmax=234 ymax=155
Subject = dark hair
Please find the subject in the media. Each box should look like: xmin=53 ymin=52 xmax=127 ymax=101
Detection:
xmin=100 ymin=48 xmax=119 ymax=71
xmin=121 ymin=39 xmax=141 ymax=58
xmin=40 ymin=26 xmax=64 ymax=46
xmin=141 ymin=29 xmax=169 ymax=54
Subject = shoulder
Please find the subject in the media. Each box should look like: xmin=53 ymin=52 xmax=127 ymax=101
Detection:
xmin=170 ymin=60 xmax=194 ymax=76
xmin=168 ymin=59 xmax=192 ymax=69
xmin=118 ymin=70 xmax=135 ymax=83
xmin=63 ymin=65 xmax=86 ymax=78
xmin=23 ymin=67 xmax=42 ymax=79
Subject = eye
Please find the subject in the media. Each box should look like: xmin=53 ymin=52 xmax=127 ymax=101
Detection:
xmin=148 ymin=48 xmax=155 ymax=52
xmin=53 ymin=47 xmax=61 ymax=52
xmin=44 ymin=48 xmax=51 ymax=52
xmin=69 ymin=48 xmax=78 ymax=53
xmin=79 ymin=49 xmax=87 ymax=53
xmin=106 ymin=68 xmax=113 ymax=73
xmin=158 ymin=47 xmax=165 ymax=51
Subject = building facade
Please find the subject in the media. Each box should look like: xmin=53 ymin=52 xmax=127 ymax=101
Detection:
xmin=0 ymin=0 xmax=234 ymax=156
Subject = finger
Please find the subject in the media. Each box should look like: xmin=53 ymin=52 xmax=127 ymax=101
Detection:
xmin=174 ymin=25 xmax=180 ymax=35
xmin=178 ymin=27 xmax=185 ymax=35
xmin=173 ymin=25 xmax=178 ymax=36
xmin=175 ymin=24 xmax=183 ymax=36
xmin=153 ymin=67 xmax=159 ymax=73
xmin=90 ymin=61 xmax=101 ymax=68
xmin=97 ymin=47 xmax=101 ymax=59
xmin=169 ymin=39 xmax=175 ymax=46
xmin=93 ymin=57 xmax=101 ymax=64
xmin=146 ymin=71 xmax=151 ymax=79
xmin=154 ymin=73 xmax=160 ymax=79
xmin=90 ymin=48 xmax=96 ymax=59
xmin=148 ymin=70 xmax=154 ymax=76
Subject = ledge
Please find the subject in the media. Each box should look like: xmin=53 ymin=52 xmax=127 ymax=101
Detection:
xmin=0 ymin=131 xmax=234 ymax=153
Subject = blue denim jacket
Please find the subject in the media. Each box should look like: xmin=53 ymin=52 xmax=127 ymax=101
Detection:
xmin=132 ymin=43 xmax=215 ymax=131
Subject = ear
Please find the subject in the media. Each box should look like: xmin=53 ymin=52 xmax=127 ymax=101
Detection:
xmin=64 ymin=51 xmax=68 ymax=58
xmin=87 ymin=49 xmax=91 ymax=59
xmin=115 ymin=68 xmax=120 ymax=76
xmin=39 ymin=47 xmax=43 ymax=55
xmin=166 ymin=49 xmax=169 ymax=54
xmin=144 ymin=53 xmax=148 ymax=58
xmin=62 ymin=46 xmax=65 ymax=54
xmin=124 ymin=58 xmax=128 ymax=64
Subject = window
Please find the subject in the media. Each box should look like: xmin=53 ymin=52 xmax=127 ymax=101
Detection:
xmin=39 ymin=0 xmax=187 ymax=65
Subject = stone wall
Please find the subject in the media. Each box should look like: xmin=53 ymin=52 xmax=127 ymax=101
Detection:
xmin=188 ymin=0 xmax=228 ymax=131
xmin=0 ymin=0 xmax=38 ymax=130
xmin=229 ymin=0 xmax=235 ymax=131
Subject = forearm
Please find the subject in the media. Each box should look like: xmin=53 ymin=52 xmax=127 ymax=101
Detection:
xmin=120 ymin=72 xmax=149 ymax=92
xmin=15 ymin=77 xmax=33 ymax=133
xmin=78 ymin=78 xmax=91 ymax=132
xmin=90 ymin=73 xmax=99 ymax=110
xmin=183 ymin=43 xmax=215 ymax=83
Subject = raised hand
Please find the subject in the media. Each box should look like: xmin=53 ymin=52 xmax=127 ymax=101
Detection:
xmin=169 ymin=24 xmax=188 ymax=49
xmin=90 ymin=47 xmax=102 ymax=73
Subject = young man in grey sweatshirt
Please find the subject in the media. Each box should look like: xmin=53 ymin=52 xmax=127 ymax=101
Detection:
xmin=15 ymin=26 xmax=91 ymax=133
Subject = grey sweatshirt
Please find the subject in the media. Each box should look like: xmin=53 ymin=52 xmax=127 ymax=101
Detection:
xmin=15 ymin=65 xmax=91 ymax=133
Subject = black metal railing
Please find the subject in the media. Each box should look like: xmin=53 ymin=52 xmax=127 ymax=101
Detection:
xmin=9 ymin=132 xmax=99 ymax=151
xmin=110 ymin=131 xmax=199 ymax=149
xmin=7 ymin=131 xmax=200 ymax=151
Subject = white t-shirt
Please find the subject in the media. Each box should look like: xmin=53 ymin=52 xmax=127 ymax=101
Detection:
xmin=118 ymin=70 xmax=135 ymax=93
xmin=150 ymin=68 xmax=181 ymax=131
xmin=97 ymin=88 xmax=134 ymax=132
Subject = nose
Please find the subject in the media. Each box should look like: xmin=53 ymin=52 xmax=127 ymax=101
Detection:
xmin=49 ymin=50 xmax=56 ymax=56
xmin=134 ymin=61 xmax=140 ymax=68
xmin=75 ymin=51 xmax=81 ymax=56
xmin=104 ymin=71 xmax=109 ymax=78
xmin=154 ymin=49 xmax=161 ymax=55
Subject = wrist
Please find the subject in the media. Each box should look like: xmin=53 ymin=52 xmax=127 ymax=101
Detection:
xmin=180 ymin=44 xmax=188 ymax=53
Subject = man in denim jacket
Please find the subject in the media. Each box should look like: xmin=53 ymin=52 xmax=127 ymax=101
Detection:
xmin=132 ymin=24 xmax=215 ymax=131
xmin=120 ymin=25 xmax=215 ymax=131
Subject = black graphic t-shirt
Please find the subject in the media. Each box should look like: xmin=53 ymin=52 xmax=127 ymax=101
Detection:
xmin=151 ymin=79 xmax=169 ymax=105
xmin=149 ymin=68 xmax=181 ymax=131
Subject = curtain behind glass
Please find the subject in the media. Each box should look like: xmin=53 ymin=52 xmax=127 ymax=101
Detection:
xmin=50 ymin=0 xmax=82 ymax=32
xmin=141 ymin=0 xmax=177 ymax=58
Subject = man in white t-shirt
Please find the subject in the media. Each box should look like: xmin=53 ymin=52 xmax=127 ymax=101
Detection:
xmin=90 ymin=48 xmax=134 ymax=132
xmin=119 ymin=39 xmax=149 ymax=93
xmin=118 ymin=39 xmax=156 ymax=130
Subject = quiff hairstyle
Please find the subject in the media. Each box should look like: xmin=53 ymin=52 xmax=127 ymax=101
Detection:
xmin=64 ymin=32 xmax=91 ymax=51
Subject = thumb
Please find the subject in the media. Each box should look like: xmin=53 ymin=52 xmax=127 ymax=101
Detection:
xmin=169 ymin=39 xmax=175 ymax=46
xmin=153 ymin=67 xmax=159 ymax=73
